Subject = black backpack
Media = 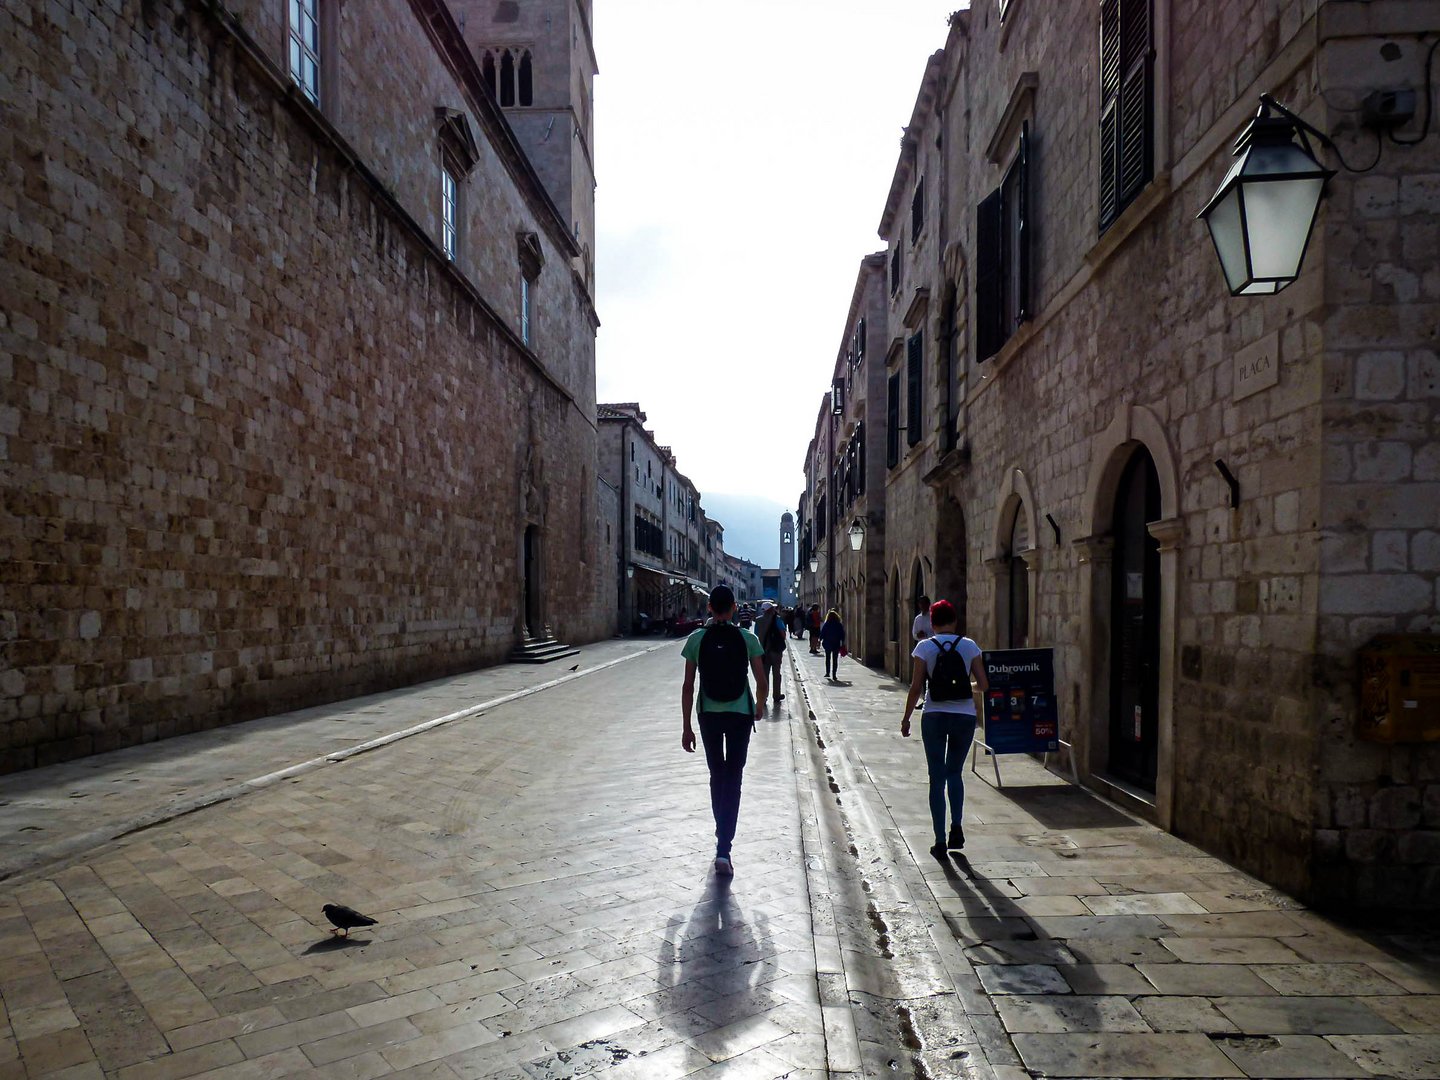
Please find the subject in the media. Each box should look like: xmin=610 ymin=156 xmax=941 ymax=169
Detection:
xmin=699 ymin=623 xmax=750 ymax=703
xmin=762 ymin=612 xmax=786 ymax=654
xmin=928 ymin=638 xmax=970 ymax=701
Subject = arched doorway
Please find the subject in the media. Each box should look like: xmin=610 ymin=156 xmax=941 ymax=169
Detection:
xmin=934 ymin=493 xmax=968 ymax=632
xmin=1007 ymin=509 xmax=1031 ymax=649
xmin=1108 ymin=447 xmax=1161 ymax=790
xmin=910 ymin=560 xmax=926 ymax=629
xmin=523 ymin=524 xmax=543 ymax=636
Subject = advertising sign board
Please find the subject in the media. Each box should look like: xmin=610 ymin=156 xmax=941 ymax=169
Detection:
xmin=982 ymin=648 xmax=1059 ymax=755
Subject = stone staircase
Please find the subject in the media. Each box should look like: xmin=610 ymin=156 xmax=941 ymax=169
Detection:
xmin=509 ymin=628 xmax=579 ymax=665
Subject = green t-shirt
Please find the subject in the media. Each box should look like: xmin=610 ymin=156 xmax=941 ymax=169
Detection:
xmin=682 ymin=622 xmax=764 ymax=714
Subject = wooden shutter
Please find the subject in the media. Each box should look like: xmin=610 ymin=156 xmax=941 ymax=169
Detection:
xmin=1118 ymin=0 xmax=1153 ymax=208
xmin=1016 ymin=121 xmax=1031 ymax=322
xmin=886 ymin=374 xmax=900 ymax=467
xmin=1100 ymin=0 xmax=1152 ymax=230
xmin=906 ymin=333 xmax=923 ymax=447
xmin=857 ymin=423 xmax=866 ymax=494
xmin=975 ymin=188 xmax=1003 ymax=360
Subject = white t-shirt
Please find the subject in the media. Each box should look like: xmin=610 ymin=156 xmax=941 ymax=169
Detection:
xmin=911 ymin=634 xmax=982 ymax=715
xmin=912 ymin=612 xmax=933 ymax=641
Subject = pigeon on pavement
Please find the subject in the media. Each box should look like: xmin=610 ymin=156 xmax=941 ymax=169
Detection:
xmin=569 ymin=664 xmax=580 ymax=671
xmin=322 ymin=904 xmax=377 ymax=937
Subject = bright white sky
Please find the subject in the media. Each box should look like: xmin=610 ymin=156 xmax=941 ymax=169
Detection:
xmin=593 ymin=1 xmax=964 ymax=509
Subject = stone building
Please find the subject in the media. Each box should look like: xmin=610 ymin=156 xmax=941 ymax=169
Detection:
xmin=598 ymin=403 xmax=717 ymax=631
xmin=798 ymin=255 xmax=892 ymax=666
xmin=1 ymin=0 xmax=607 ymax=770
xmin=802 ymin=0 xmax=1440 ymax=909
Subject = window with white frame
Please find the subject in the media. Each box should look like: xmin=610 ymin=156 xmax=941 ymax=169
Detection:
xmin=440 ymin=166 xmax=458 ymax=260
xmin=288 ymin=0 xmax=320 ymax=104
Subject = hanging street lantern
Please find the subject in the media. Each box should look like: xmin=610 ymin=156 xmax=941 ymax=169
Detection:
xmin=846 ymin=518 xmax=865 ymax=551
xmin=1198 ymin=95 xmax=1335 ymax=296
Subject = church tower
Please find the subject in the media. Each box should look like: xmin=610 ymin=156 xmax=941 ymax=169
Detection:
xmin=450 ymin=0 xmax=598 ymax=296
xmin=779 ymin=512 xmax=796 ymax=607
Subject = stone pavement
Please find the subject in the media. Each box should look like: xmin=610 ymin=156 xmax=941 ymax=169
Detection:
xmin=0 ymin=639 xmax=673 ymax=883
xmin=1 ymin=641 xmax=887 ymax=1079
xmin=790 ymin=645 xmax=1440 ymax=1080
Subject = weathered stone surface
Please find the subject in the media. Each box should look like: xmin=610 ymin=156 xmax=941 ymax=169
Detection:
xmin=0 ymin=0 xmax=610 ymax=771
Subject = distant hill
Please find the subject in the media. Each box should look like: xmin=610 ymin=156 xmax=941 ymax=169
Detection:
xmin=703 ymin=493 xmax=790 ymax=568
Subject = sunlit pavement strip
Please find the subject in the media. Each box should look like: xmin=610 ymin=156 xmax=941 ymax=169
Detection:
xmin=0 ymin=639 xmax=673 ymax=885
xmin=792 ymin=647 xmax=1440 ymax=1080
xmin=0 ymin=644 xmax=874 ymax=1079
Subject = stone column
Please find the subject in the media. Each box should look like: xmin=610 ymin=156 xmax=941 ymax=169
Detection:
xmin=1071 ymin=535 xmax=1114 ymax=784
xmin=984 ymin=556 xmax=1010 ymax=648
xmin=1146 ymin=517 xmax=1184 ymax=832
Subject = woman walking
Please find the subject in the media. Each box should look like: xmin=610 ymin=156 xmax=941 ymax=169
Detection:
xmin=819 ymin=609 xmax=846 ymax=678
xmin=900 ymin=600 xmax=988 ymax=857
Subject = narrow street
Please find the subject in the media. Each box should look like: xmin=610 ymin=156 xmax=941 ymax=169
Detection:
xmin=0 ymin=643 xmax=1437 ymax=1080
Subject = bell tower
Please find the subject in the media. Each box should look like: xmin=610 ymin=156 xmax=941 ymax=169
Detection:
xmin=450 ymin=0 xmax=598 ymax=296
xmin=779 ymin=512 xmax=796 ymax=607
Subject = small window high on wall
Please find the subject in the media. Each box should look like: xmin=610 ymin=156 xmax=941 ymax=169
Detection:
xmin=288 ymin=0 xmax=321 ymax=104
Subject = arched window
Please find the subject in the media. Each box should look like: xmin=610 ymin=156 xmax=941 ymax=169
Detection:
xmin=518 ymin=50 xmax=533 ymax=106
xmin=499 ymin=51 xmax=515 ymax=106
xmin=481 ymin=52 xmax=497 ymax=100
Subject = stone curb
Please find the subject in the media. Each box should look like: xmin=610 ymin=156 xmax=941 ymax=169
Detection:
xmin=788 ymin=650 xmax=1010 ymax=1080
xmin=0 ymin=642 xmax=674 ymax=886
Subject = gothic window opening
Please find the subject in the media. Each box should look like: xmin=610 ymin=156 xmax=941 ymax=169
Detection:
xmin=483 ymin=48 xmax=535 ymax=108
xmin=500 ymin=51 xmax=515 ymax=106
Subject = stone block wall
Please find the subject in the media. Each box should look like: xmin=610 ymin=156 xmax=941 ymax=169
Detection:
xmin=1309 ymin=16 xmax=1440 ymax=906
xmin=0 ymin=0 xmax=608 ymax=772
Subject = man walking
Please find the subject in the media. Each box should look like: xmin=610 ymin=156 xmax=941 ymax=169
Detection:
xmin=681 ymin=585 xmax=766 ymax=877
xmin=912 ymin=594 xmax=933 ymax=642
xmin=754 ymin=600 xmax=786 ymax=703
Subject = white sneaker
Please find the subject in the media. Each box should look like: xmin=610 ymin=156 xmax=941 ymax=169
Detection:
xmin=714 ymin=856 xmax=733 ymax=877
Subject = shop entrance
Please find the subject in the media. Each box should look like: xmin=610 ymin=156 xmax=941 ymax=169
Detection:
xmin=1108 ymin=447 xmax=1161 ymax=789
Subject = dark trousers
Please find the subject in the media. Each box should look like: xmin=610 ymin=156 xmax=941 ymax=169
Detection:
xmin=921 ymin=711 xmax=977 ymax=844
xmin=698 ymin=712 xmax=752 ymax=857
xmin=824 ymin=647 xmax=840 ymax=677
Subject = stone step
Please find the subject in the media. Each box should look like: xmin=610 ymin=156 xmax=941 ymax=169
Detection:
xmin=509 ymin=638 xmax=580 ymax=664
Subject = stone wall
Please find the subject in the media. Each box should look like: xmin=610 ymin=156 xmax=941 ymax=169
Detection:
xmin=0 ymin=0 xmax=607 ymax=771
xmin=1310 ymin=12 xmax=1440 ymax=905
xmin=842 ymin=0 xmax=1437 ymax=907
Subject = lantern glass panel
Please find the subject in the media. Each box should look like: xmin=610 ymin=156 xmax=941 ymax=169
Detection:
xmin=1205 ymin=185 xmax=1248 ymax=292
xmin=1244 ymin=175 xmax=1326 ymax=281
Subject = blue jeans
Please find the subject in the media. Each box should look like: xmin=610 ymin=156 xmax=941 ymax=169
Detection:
xmin=921 ymin=711 xmax=977 ymax=844
xmin=698 ymin=712 xmax=752 ymax=857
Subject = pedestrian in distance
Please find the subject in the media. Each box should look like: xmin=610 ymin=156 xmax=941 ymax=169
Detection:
xmin=681 ymin=584 xmax=767 ymax=878
xmin=912 ymin=594 xmax=932 ymax=642
xmin=819 ymin=609 xmax=846 ymax=679
xmin=900 ymin=599 xmax=988 ymax=858
xmin=790 ymin=606 xmax=805 ymax=640
xmin=754 ymin=600 xmax=787 ymax=703
xmin=808 ymin=604 xmax=822 ymax=654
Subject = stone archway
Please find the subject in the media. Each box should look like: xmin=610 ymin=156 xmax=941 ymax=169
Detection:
xmin=1075 ymin=405 xmax=1182 ymax=828
xmin=934 ymin=492 xmax=968 ymax=634
xmin=989 ymin=467 xmax=1039 ymax=652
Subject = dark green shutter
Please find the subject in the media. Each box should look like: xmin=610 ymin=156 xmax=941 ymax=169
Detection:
xmin=906 ymin=333 xmax=923 ymax=447
xmin=886 ymin=374 xmax=900 ymax=468
xmin=975 ymin=188 xmax=1003 ymax=360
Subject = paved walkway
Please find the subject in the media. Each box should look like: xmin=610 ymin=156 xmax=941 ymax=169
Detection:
xmin=0 ymin=638 xmax=673 ymax=883
xmin=1 ymin=641 xmax=892 ymax=1080
xmin=789 ymin=644 xmax=1440 ymax=1080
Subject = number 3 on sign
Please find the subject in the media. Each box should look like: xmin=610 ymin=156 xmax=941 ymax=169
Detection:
xmin=1133 ymin=705 xmax=1143 ymax=740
